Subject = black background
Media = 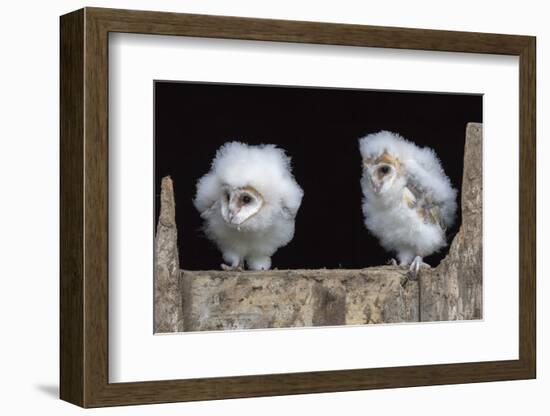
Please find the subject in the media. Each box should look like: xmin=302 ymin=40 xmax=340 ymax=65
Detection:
xmin=155 ymin=81 xmax=482 ymax=270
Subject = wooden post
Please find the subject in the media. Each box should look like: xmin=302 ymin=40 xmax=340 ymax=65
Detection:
xmin=420 ymin=123 xmax=483 ymax=321
xmin=154 ymin=176 xmax=184 ymax=333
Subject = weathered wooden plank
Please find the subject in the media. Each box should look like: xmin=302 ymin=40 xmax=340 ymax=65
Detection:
xmin=180 ymin=268 xmax=418 ymax=332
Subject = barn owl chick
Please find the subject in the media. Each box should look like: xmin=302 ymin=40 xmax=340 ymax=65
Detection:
xmin=359 ymin=131 xmax=457 ymax=276
xmin=194 ymin=141 xmax=304 ymax=271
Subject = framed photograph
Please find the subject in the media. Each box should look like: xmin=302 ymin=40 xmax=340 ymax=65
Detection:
xmin=60 ymin=7 xmax=536 ymax=407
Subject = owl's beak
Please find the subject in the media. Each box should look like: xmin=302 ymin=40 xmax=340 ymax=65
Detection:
xmin=228 ymin=210 xmax=239 ymax=224
xmin=227 ymin=209 xmax=244 ymax=225
xmin=370 ymin=177 xmax=381 ymax=194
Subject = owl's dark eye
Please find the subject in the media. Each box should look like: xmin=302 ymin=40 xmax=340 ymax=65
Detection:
xmin=379 ymin=166 xmax=390 ymax=175
xmin=241 ymin=195 xmax=252 ymax=204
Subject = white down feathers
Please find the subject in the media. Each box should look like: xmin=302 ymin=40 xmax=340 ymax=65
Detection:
xmin=194 ymin=142 xmax=304 ymax=270
xmin=359 ymin=131 xmax=457 ymax=264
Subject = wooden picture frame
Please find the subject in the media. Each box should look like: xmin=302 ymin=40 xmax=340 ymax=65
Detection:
xmin=60 ymin=7 xmax=536 ymax=408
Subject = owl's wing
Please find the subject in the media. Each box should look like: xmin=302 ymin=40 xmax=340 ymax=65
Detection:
xmin=194 ymin=172 xmax=222 ymax=218
xmin=280 ymin=204 xmax=298 ymax=220
xmin=403 ymin=179 xmax=447 ymax=231
xmin=198 ymin=200 xmax=219 ymax=219
xmin=278 ymin=180 xmax=304 ymax=220
xmin=279 ymin=194 xmax=301 ymax=220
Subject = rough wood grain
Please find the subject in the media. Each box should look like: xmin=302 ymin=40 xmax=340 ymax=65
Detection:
xmin=181 ymin=268 xmax=418 ymax=331
xmin=60 ymin=8 xmax=85 ymax=406
xmin=420 ymin=123 xmax=483 ymax=321
xmin=154 ymin=176 xmax=184 ymax=333
xmin=155 ymin=123 xmax=482 ymax=332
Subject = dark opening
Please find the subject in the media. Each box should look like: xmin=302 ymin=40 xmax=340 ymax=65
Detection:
xmin=154 ymin=81 xmax=482 ymax=270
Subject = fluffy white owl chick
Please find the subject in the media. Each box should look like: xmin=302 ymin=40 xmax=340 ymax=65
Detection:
xmin=194 ymin=141 xmax=304 ymax=271
xmin=359 ymin=131 xmax=457 ymax=275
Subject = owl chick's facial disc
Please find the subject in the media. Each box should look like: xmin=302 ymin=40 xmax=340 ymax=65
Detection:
xmin=220 ymin=185 xmax=264 ymax=226
xmin=363 ymin=151 xmax=401 ymax=194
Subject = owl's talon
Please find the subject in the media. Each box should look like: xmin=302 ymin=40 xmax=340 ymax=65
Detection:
xmin=220 ymin=263 xmax=244 ymax=272
xmin=407 ymin=256 xmax=430 ymax=279
xmin=387 ymin=258 xmax=399 ymax=267
xmin=407 ymin=268 xmax=419 ymax=280
xmin=410 ymin=257 xmax=421 ymax=277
